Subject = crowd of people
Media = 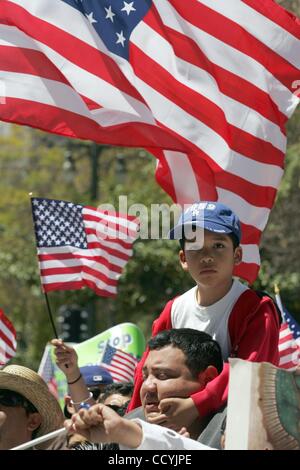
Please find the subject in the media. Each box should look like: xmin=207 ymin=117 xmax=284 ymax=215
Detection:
xmin=0 ymin=201 xmax=293 ymax=450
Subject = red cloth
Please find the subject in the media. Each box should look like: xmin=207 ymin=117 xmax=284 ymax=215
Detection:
xmin=127 ymin=290 xmax=280 ymax=416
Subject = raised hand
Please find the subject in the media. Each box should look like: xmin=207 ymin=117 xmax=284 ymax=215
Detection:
xmin=51 ymin=338 xmax=79 ymax=380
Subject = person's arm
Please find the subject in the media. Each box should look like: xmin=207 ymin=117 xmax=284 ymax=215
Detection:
xmin=127 ymin=300 xmax=174 ymax=412
xmin=66 ymin=404 xmax=143 ymax=447
xmin=192 ymin=298 xmax=280 ymax=417
xmin=120 ymin=419 xmax=215 ymax=450
xmin=66 ymin=404 xmax=215 ymax=450
xmin=51 ymin=339 xmax=95 ymax=410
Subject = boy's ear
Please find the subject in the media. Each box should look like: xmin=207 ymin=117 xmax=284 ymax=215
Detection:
xmin=233 ymin=246 xmax=243 ymax=265
xmin=179 ymin=250 xmax=188 ymax=271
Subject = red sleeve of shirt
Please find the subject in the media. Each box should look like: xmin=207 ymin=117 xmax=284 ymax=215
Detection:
xmin=126 ymin=299 xmax=174 ymax=411
xmin=191 ymin=292 xmax=280 ymax=417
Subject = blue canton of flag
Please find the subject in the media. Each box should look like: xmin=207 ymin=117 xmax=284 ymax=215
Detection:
xmin=282 ymin=308 xmax=300 ymax=343
xmin=62 ymin=0 xmax=152 ymax=59
xmin=32 ymin=198 xmax=87 ymax=249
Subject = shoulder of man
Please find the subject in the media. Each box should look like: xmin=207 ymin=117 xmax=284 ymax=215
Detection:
xmin=197 ymin=405 xmax=227 ymax=450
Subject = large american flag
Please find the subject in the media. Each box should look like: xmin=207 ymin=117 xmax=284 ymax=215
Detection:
xmin=31 ymin=197 xmax=139 ymax=297
xmin=1 ymin=1 xmax=300 ymax=282
xmin=0 ymin=308 xmax=17 ymax=366
xmin=101 ymin=342 xmax=137 ymax=382
xmin=276 ymin=293 xmax=300 ymax=371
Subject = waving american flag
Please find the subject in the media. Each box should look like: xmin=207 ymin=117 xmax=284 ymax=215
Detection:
xmin=275 ymin=291 xmax=300 ymax=371
xmin=1 ymin=1 xmax=300 ymax=282
xmin=31 ymin=197 xmax=139 ymax=297
xmin=0 ymin=309 xmax=17 ymax=366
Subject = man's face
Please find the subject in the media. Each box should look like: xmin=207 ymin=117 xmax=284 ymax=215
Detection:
xmin=0 ymin=405 xmax=33 ymax=449
xmin=140 ymin=346 xmax=202 ymax=421
xmin=0 ymin=390 xmax=41 ymax=449
xmin=180 ymin=229 xmax=242 ymax=288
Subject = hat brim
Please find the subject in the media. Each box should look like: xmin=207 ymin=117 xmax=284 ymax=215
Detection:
xmin=168 ymin=221 xmax=235 ymax=240
xmin=0 ymin=372 xmax=63 ymax=437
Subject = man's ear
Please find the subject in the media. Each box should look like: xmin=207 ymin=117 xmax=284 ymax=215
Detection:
xmin=27 ymin=412 xmax=42 ymax=433
xmin=233 ymin=246 xmax=243 ymax=265
xmin=179 ymin=250 xmax=188 ymax=271
xmin=198 ymin=366 xmax=219 ymax=387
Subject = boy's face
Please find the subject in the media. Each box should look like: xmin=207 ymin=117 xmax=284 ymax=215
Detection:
xmin=179 ymin=229 xmax=242 ymax=288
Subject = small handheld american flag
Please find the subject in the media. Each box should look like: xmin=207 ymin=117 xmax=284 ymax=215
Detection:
xmin=101 ymin=342 xmax=137 ymax=383
xmin=31 ymin=197 xmax=139 ymax=297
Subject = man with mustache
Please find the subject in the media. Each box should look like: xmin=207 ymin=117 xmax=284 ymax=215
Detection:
xmin=67 ymin=328 xmax=224 ymax=449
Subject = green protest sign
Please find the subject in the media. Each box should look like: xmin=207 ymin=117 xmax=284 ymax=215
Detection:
xmin=40 ymin=323 xmax=145 ymax=408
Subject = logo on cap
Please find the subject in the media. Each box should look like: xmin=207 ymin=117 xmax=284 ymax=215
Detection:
xmin=93 ymin=375 xmax=103 ymax=381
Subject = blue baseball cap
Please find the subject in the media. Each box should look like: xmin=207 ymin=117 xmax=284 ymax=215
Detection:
xmin=79 ymin=365 xmax=113 ymax=387
xmin=168 ymin=202 xmax=241 ymax=243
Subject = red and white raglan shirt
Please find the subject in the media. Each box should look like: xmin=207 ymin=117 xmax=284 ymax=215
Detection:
xmin=128 ymin=280 xmax=280 ymax=416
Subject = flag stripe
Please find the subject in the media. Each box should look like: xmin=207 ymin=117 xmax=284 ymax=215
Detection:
xmin=243 ymin=0 xmax=300 ymax=41
xmin=38 ymin=251 xmax=130 ymax=269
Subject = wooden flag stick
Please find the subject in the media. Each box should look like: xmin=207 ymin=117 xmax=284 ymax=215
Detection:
xmin=44 ymin=292 xmax=58 ymax=339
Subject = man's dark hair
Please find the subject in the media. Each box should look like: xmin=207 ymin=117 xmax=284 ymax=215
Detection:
xmin=179 ymin=232 xmax=239 ymax=251
xmin=148 ymin=328 xmax=223 ymax=378
xmin=100 ymin=382 xmax=134 ymax=403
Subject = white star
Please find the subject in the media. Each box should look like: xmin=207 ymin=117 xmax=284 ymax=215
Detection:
xmin=105 ymin=5 xmax=115 ymax=22
xmin=116 ymin=30 xmax=126 ymax=47
xmin=86 ymin=11 xmax=97 ymax=24
xmin=121 ymin=1 xmax=136 ymax=16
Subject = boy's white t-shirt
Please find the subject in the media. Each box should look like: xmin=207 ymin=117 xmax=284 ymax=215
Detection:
xmin=171 ymin=279 xmax=249 ymax=360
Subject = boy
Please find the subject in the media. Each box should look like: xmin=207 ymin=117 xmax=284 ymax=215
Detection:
xmin=127 ymin=201 xmax=280 ymax=430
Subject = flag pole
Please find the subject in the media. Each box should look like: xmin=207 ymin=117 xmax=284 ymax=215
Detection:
xmin=274 ymin=283 xmax=284 ymax=313
xmin=44 ymin=292 xmax=58 ymax=339
xmin=29 ymin=193 xmax=58 ymax=339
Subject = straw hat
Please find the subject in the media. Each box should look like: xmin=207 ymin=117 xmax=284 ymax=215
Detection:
xmin=0 ymin=365 xmax=63 ymax=437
